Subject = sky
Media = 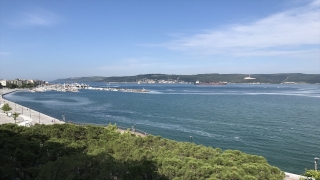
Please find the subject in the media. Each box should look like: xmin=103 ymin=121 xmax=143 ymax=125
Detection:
xmin=0 ymin=0 xmax=319 ymax=81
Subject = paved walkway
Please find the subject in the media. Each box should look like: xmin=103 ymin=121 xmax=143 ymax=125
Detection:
xmin=284 ymin=172 xmax=309 ymax=180
xmin=0 ymin=89 xmax=64 ymax=126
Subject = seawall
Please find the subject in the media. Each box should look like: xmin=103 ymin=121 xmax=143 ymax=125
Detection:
xmin=0 ymin=89 xmax=64 ymax=125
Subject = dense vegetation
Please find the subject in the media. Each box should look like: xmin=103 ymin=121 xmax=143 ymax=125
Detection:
xmin=6 ymin=83 xmax=19 ymax=89
xmin=303 ymin=170 xmax=320 ymax=180
xmin=0 ymin=123 xmax=284 ymax=180
xmin=0 ymin=82 xmax=37 ymax=89
xmin=20 ymin=83 xmax=37 ymax=88
xmin=55 ymin=73 xmax=320 ymax=84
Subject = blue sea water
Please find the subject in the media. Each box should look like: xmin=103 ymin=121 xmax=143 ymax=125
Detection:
xmin=3 ymin=83 xmax=320 ymax=174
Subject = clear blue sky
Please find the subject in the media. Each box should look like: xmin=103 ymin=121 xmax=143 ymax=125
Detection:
xmin=1 ymin=0 xmax=319 ymax=81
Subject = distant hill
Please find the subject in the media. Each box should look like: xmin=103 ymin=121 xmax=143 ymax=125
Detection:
xmin=54 ymin=73 xmax=320 ymax=84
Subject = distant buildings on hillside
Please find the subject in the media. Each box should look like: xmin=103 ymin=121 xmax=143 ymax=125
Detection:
xmin=0 ymin=78 xmax=48 ymax=88
xmin=137 ymin=78 xmax=189 ymax=84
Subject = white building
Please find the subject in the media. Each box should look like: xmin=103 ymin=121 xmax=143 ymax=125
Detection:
xmin=244 ymin=75 xmax=256 ymax=80
xmin=0 ymin=79 xmax=7 ymax=86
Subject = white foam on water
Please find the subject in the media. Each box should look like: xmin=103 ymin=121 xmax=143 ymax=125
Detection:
xmin=243 ymin=92 xmax=320 ymax=98
xmin=85 ymin=102 xmax=112 ymax=111
xmin=6 ymin=92 xmax=94 ymax=107
xmin=159 ymin=92 xmax=232 ymax=95
xmin=234 ymin=136 xmax=241 ymax=141
xmin=96 ymin=113 xmax=226 ymax=139
xmin=146 ymin=90 xmax=163 ymax=94
xmin=43 ymin=97 xmax=92 ymax=107
xmin=106 ymin=115 xmax=240 ymax=141
xmin=143 ymin=87 xmax=320 ymax=98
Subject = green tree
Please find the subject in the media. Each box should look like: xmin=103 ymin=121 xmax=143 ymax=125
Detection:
xmin=1 ymin=103 xmax=12 ymax=114
xmin=21 ymin=83 xmax=36 ymax=88
xmin=303 ymin=169 xmax=320 ymax=180
xmin=7 ymin=83 xmax=19 ymax=89
xmin=0 ymin=123 xmax=285 ymax=180
xmin=12 ymin=112 xmax=20 ymax=123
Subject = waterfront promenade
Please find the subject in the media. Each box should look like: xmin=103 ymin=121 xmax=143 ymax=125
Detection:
xmin=284 ymin=172 xmax=309 ymax=180
xmin=0 ymin=89 xmax=64 ymax=125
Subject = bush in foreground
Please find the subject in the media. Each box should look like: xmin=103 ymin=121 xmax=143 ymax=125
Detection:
xmin=303 ymin=170 xmax=320 ymax=180
xmin=0 ymin=123 xmax=284 ymax=179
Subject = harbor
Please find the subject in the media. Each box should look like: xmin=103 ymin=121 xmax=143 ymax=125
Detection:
xmin=29 ymin=83 xmax=149 ymax=93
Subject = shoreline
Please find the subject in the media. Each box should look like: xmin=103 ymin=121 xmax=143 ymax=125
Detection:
xmin=0 ymin=89 xmax=309 ymax=179
xmin=0 ymin=89 xmax=147 ymax=137
xmin=0 ymin=89 xmax=65 ymax=125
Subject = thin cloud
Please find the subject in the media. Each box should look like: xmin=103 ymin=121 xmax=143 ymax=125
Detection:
xmin=164 ymin=0 xmax=320 ymax=57
xmin=97 ymin=57 xmax=163 ymax=71
xmin=9 ymin=8 xmax=60 ymax=28
xmin=235 ymin=49 xmax=320 ymax=57
xmin=0 ymin=52 xmax=11 ymax=56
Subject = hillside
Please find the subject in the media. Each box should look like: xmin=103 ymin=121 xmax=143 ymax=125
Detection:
xmin=0 ymin=123 xmax=284 ymax=179
xmin=55 ymin=73 xmax=320 ymax=84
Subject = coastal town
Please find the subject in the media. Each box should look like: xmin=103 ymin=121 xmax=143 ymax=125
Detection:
xmin=0 ymin=78 xmax=47 ymax=88
xmin=55 ymin=73 xmax=320 ymax=84
xmin=2 ymin=73 xmax=318 ymax=91
xmin=0 ymin=78 xmax=149 ymax=93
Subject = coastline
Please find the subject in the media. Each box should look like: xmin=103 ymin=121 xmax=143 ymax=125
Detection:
xmin=0 ymin=89 xmax=311 ymax=179
xmin=0 ymin=89 xmax=147 ymax=137
xmin=0 ymin=89 xmax=65 ymax=125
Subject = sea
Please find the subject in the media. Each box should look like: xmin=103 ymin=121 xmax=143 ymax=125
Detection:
xmin=3 ymin=83 xmax=320 ymax=174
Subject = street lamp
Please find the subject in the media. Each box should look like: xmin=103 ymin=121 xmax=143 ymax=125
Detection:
xmin=132 ymin=124 xmax=136 ymax=132
xmin=39 ymin=112 xmax=40 ymax=124
xmin=315 ymin=157 xmax=319 ymax=171
xmin=62 ymin=114 xmax=66 ymax=122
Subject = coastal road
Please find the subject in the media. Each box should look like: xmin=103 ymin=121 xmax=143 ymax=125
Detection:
xmin=0 ymin=89 xmax=64 ymax=125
